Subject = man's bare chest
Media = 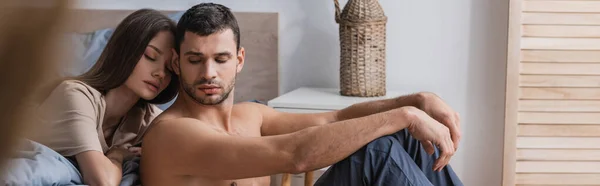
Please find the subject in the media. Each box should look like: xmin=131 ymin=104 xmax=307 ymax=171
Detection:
xmin=210 ymin=115 xmax=262 ymax=137
xmin=175 ymin=175 xmax=270 ymax=186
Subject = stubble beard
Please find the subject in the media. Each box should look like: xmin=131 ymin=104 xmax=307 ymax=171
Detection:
xmin=181 ymin=74 xmax=236 ymax=106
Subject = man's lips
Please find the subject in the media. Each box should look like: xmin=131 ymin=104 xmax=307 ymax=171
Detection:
xmin=198 ymin=84 xmax=220 ymax=89
xmin=198 ymin=85 xmax=221 ymax=94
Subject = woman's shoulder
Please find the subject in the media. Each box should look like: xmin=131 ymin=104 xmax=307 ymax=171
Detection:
xmin=52 ymin=79 xmax=102 ymax=98
xmin=134 ymin=103 xmax=164 ymax=120
xmin=41 ymin=79 xmax=104 ymax=108
xmin=120 ymin=103 xmax=163 ymax=142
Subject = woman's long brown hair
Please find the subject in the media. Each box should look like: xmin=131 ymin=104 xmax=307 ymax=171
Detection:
xmin=74 ymin=9 xmax=179 ymax=104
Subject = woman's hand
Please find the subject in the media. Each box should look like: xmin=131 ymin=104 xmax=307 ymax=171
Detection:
xmin=128 ymin=147 xmax=142 ymax=157
xmin=106 ymin=146 xmax=141 ymax=162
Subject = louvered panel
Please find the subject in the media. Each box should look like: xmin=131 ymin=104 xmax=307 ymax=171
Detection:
xmin=518 ymin=112 xmax=600 ymax=124
xmin=523 ymin=25 xmax=600 ymax=38
xmin=520 ymin=75 xmax=600 ymax=88
xmin=518 ymin=149 xmax=600 ymax=161
xmin=523 ymin=13 xmax=600 ymax=25
xmin=516 ymin=173 xmax=600 ymax=185
xmin=520 ymin=87 xmax=600 ymax=100
xmin=518 ymin=124 xmax=600 ymax=136
xmin=522 ymin=38 xmax=600 ymax=50
xmin=523 ymin=1 xmax=600 ymax=13
xmin=516 ymin=161 xmax=600 ymax=173
xmin=519 ymin=100 xmax=600 ymax=112
xmin=522 ymin=50 xmax=600 ymax=63
xmin=521 ymin=63 xmax=600 ymax=75
xmin=517 ymin=137 xmax=600 ymax=149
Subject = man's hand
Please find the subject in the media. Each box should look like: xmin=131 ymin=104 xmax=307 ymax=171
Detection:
xmin=416 ymin=92 xmax=461 ymax=151
xmin=403 ymin=106 xmax=455 ymax=172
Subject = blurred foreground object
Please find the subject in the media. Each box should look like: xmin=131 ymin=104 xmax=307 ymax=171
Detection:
xmin=0 ymin=0 xmax=71 ymax=173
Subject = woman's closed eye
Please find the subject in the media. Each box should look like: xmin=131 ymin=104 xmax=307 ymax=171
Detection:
xmin=144 ymin=46 xmax=161 ymax=62
xmin=144 ymin=54 xmax=157 ymax=61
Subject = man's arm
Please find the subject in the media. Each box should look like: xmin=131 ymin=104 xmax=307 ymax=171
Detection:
xmin=260 ymin=92 xmax=461 ymax=150
xmin=145 ymin=107 xmax=417 ymax=180
xmin=259 ymin=93 xmax=426 ymax=136
xmin=335 ymin=93 xmax=425 ymax=121
xmin=335 ymin=92 xmax=462 ymax=150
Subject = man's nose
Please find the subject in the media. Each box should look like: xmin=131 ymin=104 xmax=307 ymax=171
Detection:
xmin=201 ymin=61 xmax=217 ymax=80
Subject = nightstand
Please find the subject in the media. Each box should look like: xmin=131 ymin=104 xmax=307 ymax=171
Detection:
xmin=267 ymin=87 xmax=406 ymax=186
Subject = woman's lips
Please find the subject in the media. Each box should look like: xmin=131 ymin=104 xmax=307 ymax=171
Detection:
xmin=144 ymin=81 xmax=159 ymax=92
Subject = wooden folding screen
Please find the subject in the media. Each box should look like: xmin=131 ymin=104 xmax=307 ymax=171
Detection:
xmin=503 ymin=0 xmax=600 ymax=185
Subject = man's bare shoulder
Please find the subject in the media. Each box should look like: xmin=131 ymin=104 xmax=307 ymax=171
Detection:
xmin=144 ymin=112 xmax=215 ymax=146
xmin=149 ymin=108 xmax=181 ymax=126
xmin=232 ymin=101 xmax=273 ymax=115
xmin=233 ymin=101 xmax=263 ymax=110
xmin=231 ymin=102 xmax=271 ymax=124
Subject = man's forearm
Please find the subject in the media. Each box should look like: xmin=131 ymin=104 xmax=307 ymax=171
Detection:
xmin=282 ymin=107 xmax=414 ymax=173
xmin=335 ymin=92 xmax=427 ymax=121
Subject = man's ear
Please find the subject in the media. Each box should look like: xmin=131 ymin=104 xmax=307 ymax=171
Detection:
xmin=236 ymin=47 xmax=245 ymax=73
xmin=171 ymin=48 xmax=181 ymax=75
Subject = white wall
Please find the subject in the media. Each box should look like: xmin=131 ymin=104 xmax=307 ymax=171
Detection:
xmin=73 ymin=0 xmax=509 ymax=185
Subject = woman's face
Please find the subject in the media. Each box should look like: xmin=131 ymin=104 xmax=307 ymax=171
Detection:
xmin=124 ymin=30 xmax=174 ymax=100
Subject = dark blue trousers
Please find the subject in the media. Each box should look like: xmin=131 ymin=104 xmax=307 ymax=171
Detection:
xmin=315 ymin=129 xmax=464 ymax=186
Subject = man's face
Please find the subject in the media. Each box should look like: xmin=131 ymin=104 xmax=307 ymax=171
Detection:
xmin=174 ymin=29 xmax=244 ymax=105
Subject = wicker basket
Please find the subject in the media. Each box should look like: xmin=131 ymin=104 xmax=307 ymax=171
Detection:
xmin=335 ymin=0 xmax=387 ymax=97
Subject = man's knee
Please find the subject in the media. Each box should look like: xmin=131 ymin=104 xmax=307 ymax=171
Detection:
xmin=364 ymin=135 xmax=396 ymax=153
xmin=329 ymin=134 xmax=403 ymax=169
xmin=364 ymin=129 xmax=412 ymax=153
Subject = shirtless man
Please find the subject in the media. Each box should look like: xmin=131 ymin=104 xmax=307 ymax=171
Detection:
xmin=141 ymin=3 xmax=464 ymax=186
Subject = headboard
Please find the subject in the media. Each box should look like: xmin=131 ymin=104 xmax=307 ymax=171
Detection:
xmin=61 ymin=9 xmax=279 ymax=103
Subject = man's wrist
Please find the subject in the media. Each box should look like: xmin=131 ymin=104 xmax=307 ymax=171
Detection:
xmin=395 ymin=92 xmax=430 ymax=108
xmin=397 ymin=106 xmax=418 ymax=130
xmin=414 ymin=92 xmax=432 ymax=108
